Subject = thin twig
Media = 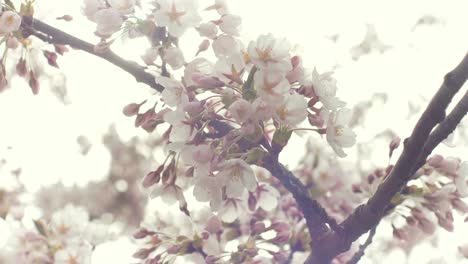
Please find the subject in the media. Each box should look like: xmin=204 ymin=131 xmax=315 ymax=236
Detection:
xmin=346 ymin=226 xmax=378 ymax=264
xmin=21 ymin=16 xmax=163 ymax=91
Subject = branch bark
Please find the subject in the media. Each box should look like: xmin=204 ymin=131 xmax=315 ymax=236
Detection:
xmin=21 ymin=16 xmax=163 ymax=92
xmin=306 ymin=52 xmax=468 ymax=263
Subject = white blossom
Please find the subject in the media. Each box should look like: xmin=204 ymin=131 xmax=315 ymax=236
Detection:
xmin=212 ymin=34 xmax=240 ymax=58
xmin=193 ymin=176 xmax=223 ymax=210
xmin=162 ymin=46 xmax=185 ymax=70
xmin=94 ymin=8 xmax=124 ymax=36
xmin=218 ymin=159 xmax=257 ymax=198
xmin=254 ymin=69 xmax=290 ymax=104
xmin=228 ymin=98 xmax=253 ymax=123
xmin=214 ymin=53 xmax=245 ymax=84
xmin=183 ymin=58 xmax=214 ymax=87
xmin=0 ymin=11 xmax=21 ymax=33
xmin=81 ymin=0 xmax=106 ymax=21
xmin=326 ymin=108 xmax=356 ymax=157
xmin=248 ymin=33 xmax=292 ymax=72
xmin=154 ymin=0 xmax=202 ymax=37
xmin=54 ymin=241 xmax=92 ymax=264
xmin=197 ymin=22 xmax=218 ymax=39
xmin=163 ymin=108 xmax=193 ymax=142
xmin=256 ymin=184 xmax=280 ymax=211
xmin=50 ymin=204 xmax=89 ymax=239
xmin=219 ymin=14 xmax=242 ymax=36
xmin=155 ymin=76 xmax=188 ymax=107
xmin=275 ymin=93 xmax=308 ymax=126
xmin=108 ymin=0 xmax=135 ymax=14
xmin=312 ymin=68 xmax=345 ymax=111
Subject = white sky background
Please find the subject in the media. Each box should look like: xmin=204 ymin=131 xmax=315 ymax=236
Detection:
xmin=0 ymin=0 xmax=467 ymax=263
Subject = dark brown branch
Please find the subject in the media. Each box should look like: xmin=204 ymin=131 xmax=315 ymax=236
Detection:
xmin=209 ymin=120 xmax=339 ymax=236
xmin=306 ymin=52 xmax=468 ymax=264
xmin=341 ymin=52 xmax=468 ymax=240
xmin=411 ymin=90 xmax=468 ymax=175
xmin=262 ymin=155 xmax=340 ymax=238
xmin=21 ymin=16 xmax=163 ymax=92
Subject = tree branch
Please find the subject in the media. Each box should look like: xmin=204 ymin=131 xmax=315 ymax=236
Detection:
xmin=20 ymin=16 xmax=163 ymax=92
xmin=306 ymin=52 xmax=468 ymax=263
xmin=23 ymin=16 xmax=339 ymax=259
xmin=411 ymin=90 xmax=468 ymax=175
xmin=341 ymin=52 xmax=468 ymax=241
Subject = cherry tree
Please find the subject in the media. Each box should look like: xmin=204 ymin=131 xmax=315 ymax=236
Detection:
xmin=0 ymin=0 xmax=467 ymax=263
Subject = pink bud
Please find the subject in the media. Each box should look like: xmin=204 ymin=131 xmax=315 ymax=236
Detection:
xmin=142 ymin=166 xmax=163 ymax=188
xmin=389 ymin=136 xmax=401 ymax=158
xmin=132 ymin=247 xmax=154 ymax=259
xmin=273 ymin=251 xmax=289 ymax=262
xmin=196 ymin=39 xmax=210 ymax=56
xmin=248 ymin=192 xmax=257 ymax=211
xmin=43 ymin=51 xmax=59 ymax=68
xmin=452 ymin=199 xmax=468 ymax=213
xmin=192 ymin=73 xmax=225 ymax=89
xmin=291 ymin=56 xmax=301 ymax=68
xmin=427 ymin=154 xmax=444 ymax=167
xmin=123 ymin=102 xmax=144 ymax=117
xmin=133 ymin=228 xmax=149 ymax=239
xmin=167 ymin=244 xmax=182 ymax=254
xmin=56 ymin=15 xmax=73 ymax=21
xmin=183 ymin=101 xmax=204 ymax=116
xmin=308 ymin=114 xmax=324 ymax=127
xmin=29 ymin=71 xmax=39 ymax=95
xmin=272 ymin=231 xmax=290 ymax=244
xmin=94 ymin=40 xmax=114 ymax=54
xmin=6 ymin=37 xmax=18 ymax=49
xmin=251 ymin=222 xmax=265 ymax=235
xmin=271 ymin=221 xmax=289 ymax=232
xmin=16 ymin=58 xmax=27 ymax=77
xmin=205 ymin=216 xmax=222 ymax=234
xmin=205 ymin=256 xmax=218 ymax=264
xmin=392 ymin=227 xmax=408 ymax=241
xmin=54 ymin=44 xmax=69 ymax=55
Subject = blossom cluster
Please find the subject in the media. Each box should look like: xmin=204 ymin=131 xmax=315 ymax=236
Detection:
xmin=115 ymin=0 xmax=356 ymax=214
xmin=0 ymin=204 xmax=113 ymax=264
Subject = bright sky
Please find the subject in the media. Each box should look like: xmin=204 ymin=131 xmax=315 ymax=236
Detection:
xmin=0 ymin=0 xmax=467 ymax=263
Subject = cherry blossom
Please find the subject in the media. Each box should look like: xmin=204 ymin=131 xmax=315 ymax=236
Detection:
xmin=94 ymin=8 xmax=124 ymax=36
xmin=254 ymin=69 xmax=290 ymax=104
xmin=255 ymin=184 xmax=280 ymax=211
xmin=81 ymin=0 xmax=106 ymax=21
xmin=326 ymin=108 xmax=356 ymax=157
xmin=154 ymin=0 xmax=202 ymax=37
xmin=155 ymin=76 xmax=189 ymax=107
xmin=163 ymin=108 xmax=194 ymax=142
xmin=219 ymin=14 xmax=242 ymax=36
xmin=162 ymin=46 xmax=185 ymax=70
xmin=197 ymin=22 xmax=218 ymax=39
xmin=107 ymin=0 xmax=136 ymax=14
xmin=217 ymin=159 xmax=257 ymax=198
xmin=0 ymin=11 xmax=21 ymax=34
xmin=274 ymin=93 xmax=308 ymax=126
xmin=193 ymin=176 xmax=223 ymax=210
xmin=248 ymin=33 xmax=292 ymax=72
xmin=212 ymin=34 xmax=241 ymax=58
xmin=311 ymin=68 xmax=346 ymax=112
xmin=214 ymin=53 xmax=246 ymax=84
xmin=228 ymin=98 xmax=254 ymax=124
